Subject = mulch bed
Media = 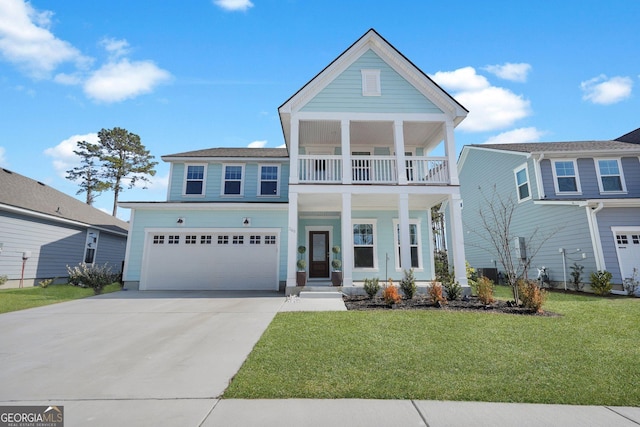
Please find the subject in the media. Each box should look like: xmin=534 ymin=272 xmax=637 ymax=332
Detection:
xmin=343 ymin=295 xmax=560 ymax=317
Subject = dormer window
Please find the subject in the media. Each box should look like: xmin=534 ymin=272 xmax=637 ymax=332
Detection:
xmin=361 ymin=69 xmax=381 ymax=96
xmin=184 ymin=164 xmax=206 ymax=195
xmin=596 ymin=159 xmax=626 ymax=193
xmin=552 ymin=160 xmax=581 ymax=194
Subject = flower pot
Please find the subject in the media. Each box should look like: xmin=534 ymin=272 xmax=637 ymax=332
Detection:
xmin=331 ymin=271 xmax=343 ymax=286
xmin=296 ymin=271 xmax=307 ymax=287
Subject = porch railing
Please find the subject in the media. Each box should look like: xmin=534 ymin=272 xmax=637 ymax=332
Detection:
xmin=298 ymin=155 xmax=449 ymax=185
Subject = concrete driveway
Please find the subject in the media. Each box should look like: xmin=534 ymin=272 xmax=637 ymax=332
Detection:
xmin=0 ymin=290 xmax=285 ymax=426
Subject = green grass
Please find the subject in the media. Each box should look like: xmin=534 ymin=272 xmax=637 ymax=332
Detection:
xmin=0 ymin=283 xmax=122 ymax=314
xmin=225 ymin=286 xmax=640 ymax=406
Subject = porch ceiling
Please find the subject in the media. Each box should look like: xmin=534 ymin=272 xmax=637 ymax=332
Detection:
xmin=297 ymin=192 xmax=447 ymax=211
xmin=298 ymin=120 xmax=444 ymax=151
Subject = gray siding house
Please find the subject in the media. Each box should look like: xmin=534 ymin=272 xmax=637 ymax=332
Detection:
xmin=0 ymin=168 xmax=128 ymax=288
xmin=458 ymin=130 xmax=640 ymax=291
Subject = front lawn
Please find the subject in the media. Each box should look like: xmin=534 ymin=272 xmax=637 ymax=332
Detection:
xmin=0 ymin=283 xmax=121 ymax=314
xmin=225 ymin=287 xmax=640 ymax=406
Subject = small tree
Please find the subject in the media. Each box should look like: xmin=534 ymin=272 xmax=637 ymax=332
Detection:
xmin=399 ymin=269 xmax=417 ymax=299
xmin=569 ymin=263 xmax=585 ymax=292
xmin=65 ymin=141 xmax=109 ymax=205
xmin=590 ymin=270 xmax=612 ymax=296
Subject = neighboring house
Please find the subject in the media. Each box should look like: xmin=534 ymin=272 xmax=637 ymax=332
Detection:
xmin=119 ymin=29 xmax=470 ymax=293
xmin=458 ymin=130 xmax=640 ymax=290
xmin=0 ymin=168 xmax=128 ymax=288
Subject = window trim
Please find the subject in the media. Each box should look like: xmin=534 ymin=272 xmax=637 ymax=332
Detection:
xmin=514 ymin=164 xmax=532 ymax=202
xmin=595 ymin=158 xmax=627 ymax=194
xmin=183 ymin=163 xmax=207 ymax=197
xmin=551 ymin=159 xmax=581 ymax=195
xmin=392 ymin=219 xmax=423 ymax=272
xmin=361 ymin=69 xmax=381 ymax=96
xmin=352 ymin=219 xmax=378 ymax=272
xmin=257 ymin=164 xmax=280 ymax=197
xmin=221 ymin=164 xmax=245 ymax=196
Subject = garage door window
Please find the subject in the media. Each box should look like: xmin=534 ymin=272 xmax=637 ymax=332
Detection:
xmin=218 ymin=235 xmax=229 ymax=244
xmin=250 ymin=235 xmax=261 ymax=244
xmin=201 ymin=235 xmax=212 ymax=244
xmin=153 ymin=235 xmax=165 ymax=244
xmin=185 ymin=235 xmax=197 ymax=244
xmin=233 ymin=235 xmax=244 ymax=244
xmin=265 ymin=235 xmax=276 ymax=245
xmin=169 ymin=235 xmax=180 ymax=244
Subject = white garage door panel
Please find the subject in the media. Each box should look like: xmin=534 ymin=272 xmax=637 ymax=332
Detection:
xmin=142 ymin=233 xmax=278 ymax=290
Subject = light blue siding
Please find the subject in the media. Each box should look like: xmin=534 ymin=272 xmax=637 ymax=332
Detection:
xmin=124 ymin=208 xmax=288 ymax=282
xmin=596 ymin=207 xmax=640 ymax=284
xmin=168 ymin=162 xmax=289 ymax=203
xmin=301 ymin=49 xmax=443 ymax=114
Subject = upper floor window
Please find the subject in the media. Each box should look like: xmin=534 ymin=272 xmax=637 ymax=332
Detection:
xmin=596 ymin=159 xmax=626 ymax=193
xmin=184 ymin=164 xmax=206 ymax=195
xmin=259 ymin=165 xmax=279 ymax=196
xmin=552 ymin=160 xmax=581 ymax=194
xmin=514 ymin=165 xmax=531 ymax=202
xmin=361 ymin=69 xmax=381 ymax=96
xmin=223 ymin=165 xmax=244 ymax=195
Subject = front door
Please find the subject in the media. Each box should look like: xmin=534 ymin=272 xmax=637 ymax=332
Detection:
xmin=309 ymin=231 xmax=329 ymax=278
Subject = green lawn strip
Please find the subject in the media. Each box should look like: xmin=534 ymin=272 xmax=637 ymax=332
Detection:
xmin=225 ymin=289 xmax=640 ymax=406
xmin=0 ymin=283 xmax=121 ymax=314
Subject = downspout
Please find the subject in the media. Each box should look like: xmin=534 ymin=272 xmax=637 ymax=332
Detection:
xmin=586 ymin=202 xmax=605 ymax=270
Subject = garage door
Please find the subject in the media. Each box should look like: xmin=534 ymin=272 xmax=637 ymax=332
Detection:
xmin=614 ymin=230 xmax=640 ymax=283
xmin=140 ymin=231 xmax=279 ymax=290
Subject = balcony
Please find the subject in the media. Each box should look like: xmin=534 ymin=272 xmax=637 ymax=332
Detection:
xmin=298 ymin=155 xmax=449 ymax=185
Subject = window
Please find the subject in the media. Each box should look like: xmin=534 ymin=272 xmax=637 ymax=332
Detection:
xmin=250 ymin=235 xmax=261 ymax=244
xmin=596 ymin=159 xmax=626 ymax=193
xmin=218 ymin=235 xmax=229 ymax=245
xmin=395 ymin=222 xmax=421 ymax=269
xmin=200 ymin=235 xmax=212 ymax=244
xmin=259 ymin=165 xmax=279 ymax=196
xmin=223 ymin=165 xmax=243 ymax=195
xmin=353 ymin=223 xmax=375 ymax=268
xmin=552 ymin=160 xmax=580 ymax=193
xmin=232 ymin=235 xmax=244 ymax=245
xmin=633 ymin=235 xmax=640 ymax=244
xmin=185 ymin=235 xmax=197 ymax=244
xmin=84 ymin=249 xmax=95 ymax=264
xmin=168 ymin=235 xmax=180 ymax=244
xmin=153 ymin=235 xmax=165 ymax=244
xmin=265 ymin=235 xmax=276 ymax=245
xmin=361 ymin=69 xmax=381 ymax=96
xmin=514 ymin=165 xmax=531 ymax=202
xmin=184 ymin=165 xmax=205 ymax=195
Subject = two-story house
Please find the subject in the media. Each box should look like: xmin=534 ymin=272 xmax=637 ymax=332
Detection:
xmin=458 ymin=132 xmax=640 ymax=291
xmin=119 ymin=29 xmax=470 ymax=294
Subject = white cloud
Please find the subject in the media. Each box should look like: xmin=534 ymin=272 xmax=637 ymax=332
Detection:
xmin=84 ymin=59 xmax=171 ymax=103
xmin=581 ymin=75 xmax=633 ymax=105
xmin=483 ymin=127 xmax=546 ymax=144
xmin=432 ymin=67 xmax=531 ymax=132
xmin=0 ymin=0 xmax=90 ymax=78
xmin=248 ymin=140 xmax=267 ymax=148
xmin=484 ymin=63 xmax=531 ymax=82
xmin=100 ymin=37 xmax=130 ymax=59
xmin=43 ymin=133 xmax=98 ymax=177
xmin=0 ymin=146 xmax=7 ymax=167
xmin=213 ymin=0 xmax=254 ymax=11
xmin=276 ymin=143 xmax=286 ymax=149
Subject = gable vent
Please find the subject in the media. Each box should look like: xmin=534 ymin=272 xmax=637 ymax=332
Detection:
xmin=361 ymin=69 xmax=381 ymax=96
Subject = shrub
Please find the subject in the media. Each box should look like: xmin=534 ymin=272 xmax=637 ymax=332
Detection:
xmin=399 ymin=269 xmax=416 ymax=299
xmin=476 ymin=276 xmax=495 ymax=305
xmin=443 ymin=280 xmax=462 ymax=301
xmin=590 ymin=270 xmax=613 ymax=296
xmin=363 ymin=278 xmax=380 ymax=299
xmin=427 ymin=283 xmax=447 ymax=305
xmin=66 ymin=263 xmax=117 ymax=295
xmin=0 ymin=275 xmax=8 ymax=286
xmin=296 ymin=259 xmax=307 ymax=271
xmin=623 ymin=268 xmax=639 ymax=297
xmin=39 ymin=278 xmax=54 ymax=288
xmin=518 ymin=279 xmax=547 ymax=313
xmin=331 ymin=259 xmax=342 ymax=271
xmin=466 ymin=261 xmax=478 ymax=295
xmin=382 ymin=282 xmax=401 ymax=306
xmin=570 ymin=263 xmax=585 ymax=292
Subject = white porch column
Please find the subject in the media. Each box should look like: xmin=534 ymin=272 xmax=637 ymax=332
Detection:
xmin=448 ymin=193 xmax=468 ymax=286
xmin=341 ymin=119 xmax=352 ymax=184
xmin=341 ymin=192 xmax=353 ymax=287
xmin=289 ymin=117 xmax=299 ymax=184
xmin=443 ymin=120 xmax=459 ymax=185
xmin=286 ymin=191 xmax=299 ymax=288
xmin=393 ymin=120 xmax=408 ymax=185
xmin=398 ymin=193 xmax=411 ymax=273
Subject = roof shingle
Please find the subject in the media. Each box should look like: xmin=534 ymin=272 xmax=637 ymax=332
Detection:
xmin=162 ymin=147 xmax=289 ymax=159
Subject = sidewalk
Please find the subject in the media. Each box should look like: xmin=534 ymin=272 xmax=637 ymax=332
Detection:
xmin=203 ymin=399 xmax=640 ymax=427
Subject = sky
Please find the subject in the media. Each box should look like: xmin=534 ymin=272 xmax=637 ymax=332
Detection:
xmin=1 ymin=0 xmax=639 ymax=220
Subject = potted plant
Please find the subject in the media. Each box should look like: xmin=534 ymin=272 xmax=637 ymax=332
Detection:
xmin=331 ymin=245 xmax=342 ymax=286
xmin=296 ymin=246 xmax=307 ymax=287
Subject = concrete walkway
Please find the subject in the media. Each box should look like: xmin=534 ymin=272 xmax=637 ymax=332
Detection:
xmin=1 ymin=292 xmax=638 ymax=426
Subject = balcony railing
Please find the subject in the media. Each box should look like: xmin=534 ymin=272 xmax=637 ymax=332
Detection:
xmin=298 ymin=155 xmax=449 ymax=185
